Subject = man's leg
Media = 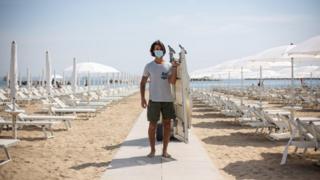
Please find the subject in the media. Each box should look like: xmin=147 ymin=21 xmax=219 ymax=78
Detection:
xmin=148 ymin=121 xmax=157 ymax=157
xmin=162 ymin=119 xmax=171 ymax=157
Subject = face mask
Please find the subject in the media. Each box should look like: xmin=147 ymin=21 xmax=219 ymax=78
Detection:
xmin=154 ymin=50 xmax=164 ymax=58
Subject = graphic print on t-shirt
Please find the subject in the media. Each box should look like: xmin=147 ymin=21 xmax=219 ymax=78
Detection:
xmin=161 ymin=71 xmax=169 ymax=80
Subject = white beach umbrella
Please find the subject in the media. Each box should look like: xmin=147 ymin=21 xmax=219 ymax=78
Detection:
xmin=72 ymin=58 xmax=77 ymax=94
xmin=288 ymin=35 xmax=320 ymax=58
xmin=27 ymin=67 xmax=31 ymax=90
xmin=45 ymin=51 xmax=52 ymax=96
xmin=41 ymin=68 xmax=44 ymax=87
xmin=9 ymin=41 xmax=18 ymax=138
xmin=9 ymin=41 xmax=18 ymax=109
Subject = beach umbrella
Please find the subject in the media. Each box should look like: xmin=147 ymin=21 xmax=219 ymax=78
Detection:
xmin=288 ymin=35 xmax=320 ymax=58
xmin=27 ymin=67 xmax=31 ymax=90
xmin=72 ymin=58 xmax=77 ymax=94
xmin=9 ymin=41 xmax=18 ymax=109
xmin=45 ymin=51 xmax=52 ymax=96
xmin=9 ymin=41 xmax=18 ymax=138
xmin=41 ymin=68 xmax=44 ymax=87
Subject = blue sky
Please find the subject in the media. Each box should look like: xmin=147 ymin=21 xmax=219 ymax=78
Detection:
xmin=0 ymin=0 xmax=320 ymax=77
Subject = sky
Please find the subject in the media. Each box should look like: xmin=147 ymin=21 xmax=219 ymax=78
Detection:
xmin=0 ymin=0 xmax=320 ymax=78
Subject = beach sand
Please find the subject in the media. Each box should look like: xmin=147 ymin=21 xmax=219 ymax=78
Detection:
xmin=191 ymin=98 xmax=320 ymax=180
xmin=0 ymin=92 xmax=143 ymax=180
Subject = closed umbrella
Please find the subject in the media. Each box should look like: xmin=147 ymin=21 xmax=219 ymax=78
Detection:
xmin=9 ymin=41 xmax=18 ymax=110
xmin=45 ymin=51 xmax=52 ymax=96
xmin=9 ymin=41 xmax=18 ymax=138
xmin=27 ymin=67 xmax=31 ymax=90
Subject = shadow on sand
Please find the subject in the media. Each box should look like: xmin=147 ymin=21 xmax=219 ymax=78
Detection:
xmin=193 ymin=121 xmax=253 ymax=130
xmin=201 ymin=132 xmax=286 ymax=148
xmin=222 ymin=152 xmax=320 ymax=180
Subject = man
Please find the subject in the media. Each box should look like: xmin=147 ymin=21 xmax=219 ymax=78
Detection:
xmin=140 ymin=40 xmax=178 ymax=158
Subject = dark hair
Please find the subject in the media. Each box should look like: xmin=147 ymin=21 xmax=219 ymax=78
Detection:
xmin=150 ymin=40 xmax=166 ymax=57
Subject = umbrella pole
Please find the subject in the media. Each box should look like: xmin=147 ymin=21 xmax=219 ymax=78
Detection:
xmin=290 ymin=57 xmax=294 ymax=104
xmin=12 ymin=98 xmax=18 ymax=139
xmin=227 ymin=71 xmax=230 ymax=100
xmin=259 ymin=65 xmax=262 ymax=108
xmin=241 ymin=67 xmax=243 ymax=106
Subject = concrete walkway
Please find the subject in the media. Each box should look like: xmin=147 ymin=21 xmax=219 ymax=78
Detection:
xmin=101 ymin=110 xmax=223 ymax=180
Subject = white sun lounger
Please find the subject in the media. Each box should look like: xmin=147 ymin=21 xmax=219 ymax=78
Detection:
xmin=280 ymin=117 xmax=320 ymax=165
xmin=0 ymin=117 xmax=60 ymax=139
xmin=18 ymin=113 xmax=75 ymax=129
xmin=42 ymin=98 xmax=96 ymax=117
xmin=0 ymin=139 xmax=19 ymax=165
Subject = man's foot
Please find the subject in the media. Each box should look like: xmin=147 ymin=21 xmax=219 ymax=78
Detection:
xmin=161 ymin=153 xmax=172 ymax=159
xmin=147 ymin=151 xmax=155 ymax=158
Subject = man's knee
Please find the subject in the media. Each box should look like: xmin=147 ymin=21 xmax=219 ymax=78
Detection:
xmin=149 ymin=122 xmax=157 ymax=130
xmin=162 ymin=120 xmax=171 ymax=128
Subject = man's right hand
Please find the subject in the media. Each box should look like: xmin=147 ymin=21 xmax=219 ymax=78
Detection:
xmin=141 ymin=98 xmax=148 ymax=108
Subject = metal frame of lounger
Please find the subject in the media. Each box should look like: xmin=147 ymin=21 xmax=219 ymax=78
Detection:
xmin=0 ymin=139 xmax=19 ymax=165
xmin=280 ymin=118 xmax=320 ymax=165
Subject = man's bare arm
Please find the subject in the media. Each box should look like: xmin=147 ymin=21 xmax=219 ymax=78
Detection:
xmin=140 ymin=76 xmax=148 ymax=108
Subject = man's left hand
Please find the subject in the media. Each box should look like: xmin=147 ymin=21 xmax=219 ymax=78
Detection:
xmin=171 ymin=60 xmax=179 ymax=68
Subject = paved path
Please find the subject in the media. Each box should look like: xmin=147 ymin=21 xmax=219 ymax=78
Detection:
xmin=101 ymin=110 xmax=223 ymax=180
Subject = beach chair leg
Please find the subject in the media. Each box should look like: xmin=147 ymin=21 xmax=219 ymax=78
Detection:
xmin=260 ymin=128 xmax=264 ymax=134
xmin=281 ymin=139 xmax=293 ymax=165
xmin=67 ymin=120 xmax=71 ymax=129
xmin=64 ymin=121 xmax=69 ymax=130
xmin=49 ymin=125 xmax=54 ymax=138
xmin=302 ymin=148 xmax=307 ymax=155
xmin=294 ymin=147 xmax=298 ymax=153
xmin=255 ymin=128 xmax=259 ymax=134
xmin=42 ymin=126 xmax=48 ymax=138
xmin=0 ymin=147 xmax=11 ymax=166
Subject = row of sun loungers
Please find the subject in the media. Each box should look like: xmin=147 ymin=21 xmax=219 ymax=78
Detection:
xmin=193 ymin=88 xmax=320 ymax=165
xmin=0 ymin=83 xmax=139 ymax=165
xmin=209 ymin=86 xmax=320 ymax=109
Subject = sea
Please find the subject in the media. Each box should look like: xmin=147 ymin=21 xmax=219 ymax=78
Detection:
xmin=191 ymin=79 xmax=320 ymax=89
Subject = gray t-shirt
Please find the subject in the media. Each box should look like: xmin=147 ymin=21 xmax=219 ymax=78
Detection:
xmin=143 ymin=61 xmax=173 ymax=102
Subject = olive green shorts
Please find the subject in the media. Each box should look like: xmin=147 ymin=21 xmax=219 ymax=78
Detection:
xmin=147 ymin=100 xmax=176 ymax=122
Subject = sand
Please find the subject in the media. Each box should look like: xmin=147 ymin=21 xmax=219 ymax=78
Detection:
xmin=192 ymin=98 xmax=320 ymax=180
xmin=0 ymin=92 xmax=143 ymax=180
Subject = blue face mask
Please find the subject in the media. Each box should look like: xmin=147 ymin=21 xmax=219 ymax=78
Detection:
xmin=154 ymin=50 xmax=164 ymax=58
